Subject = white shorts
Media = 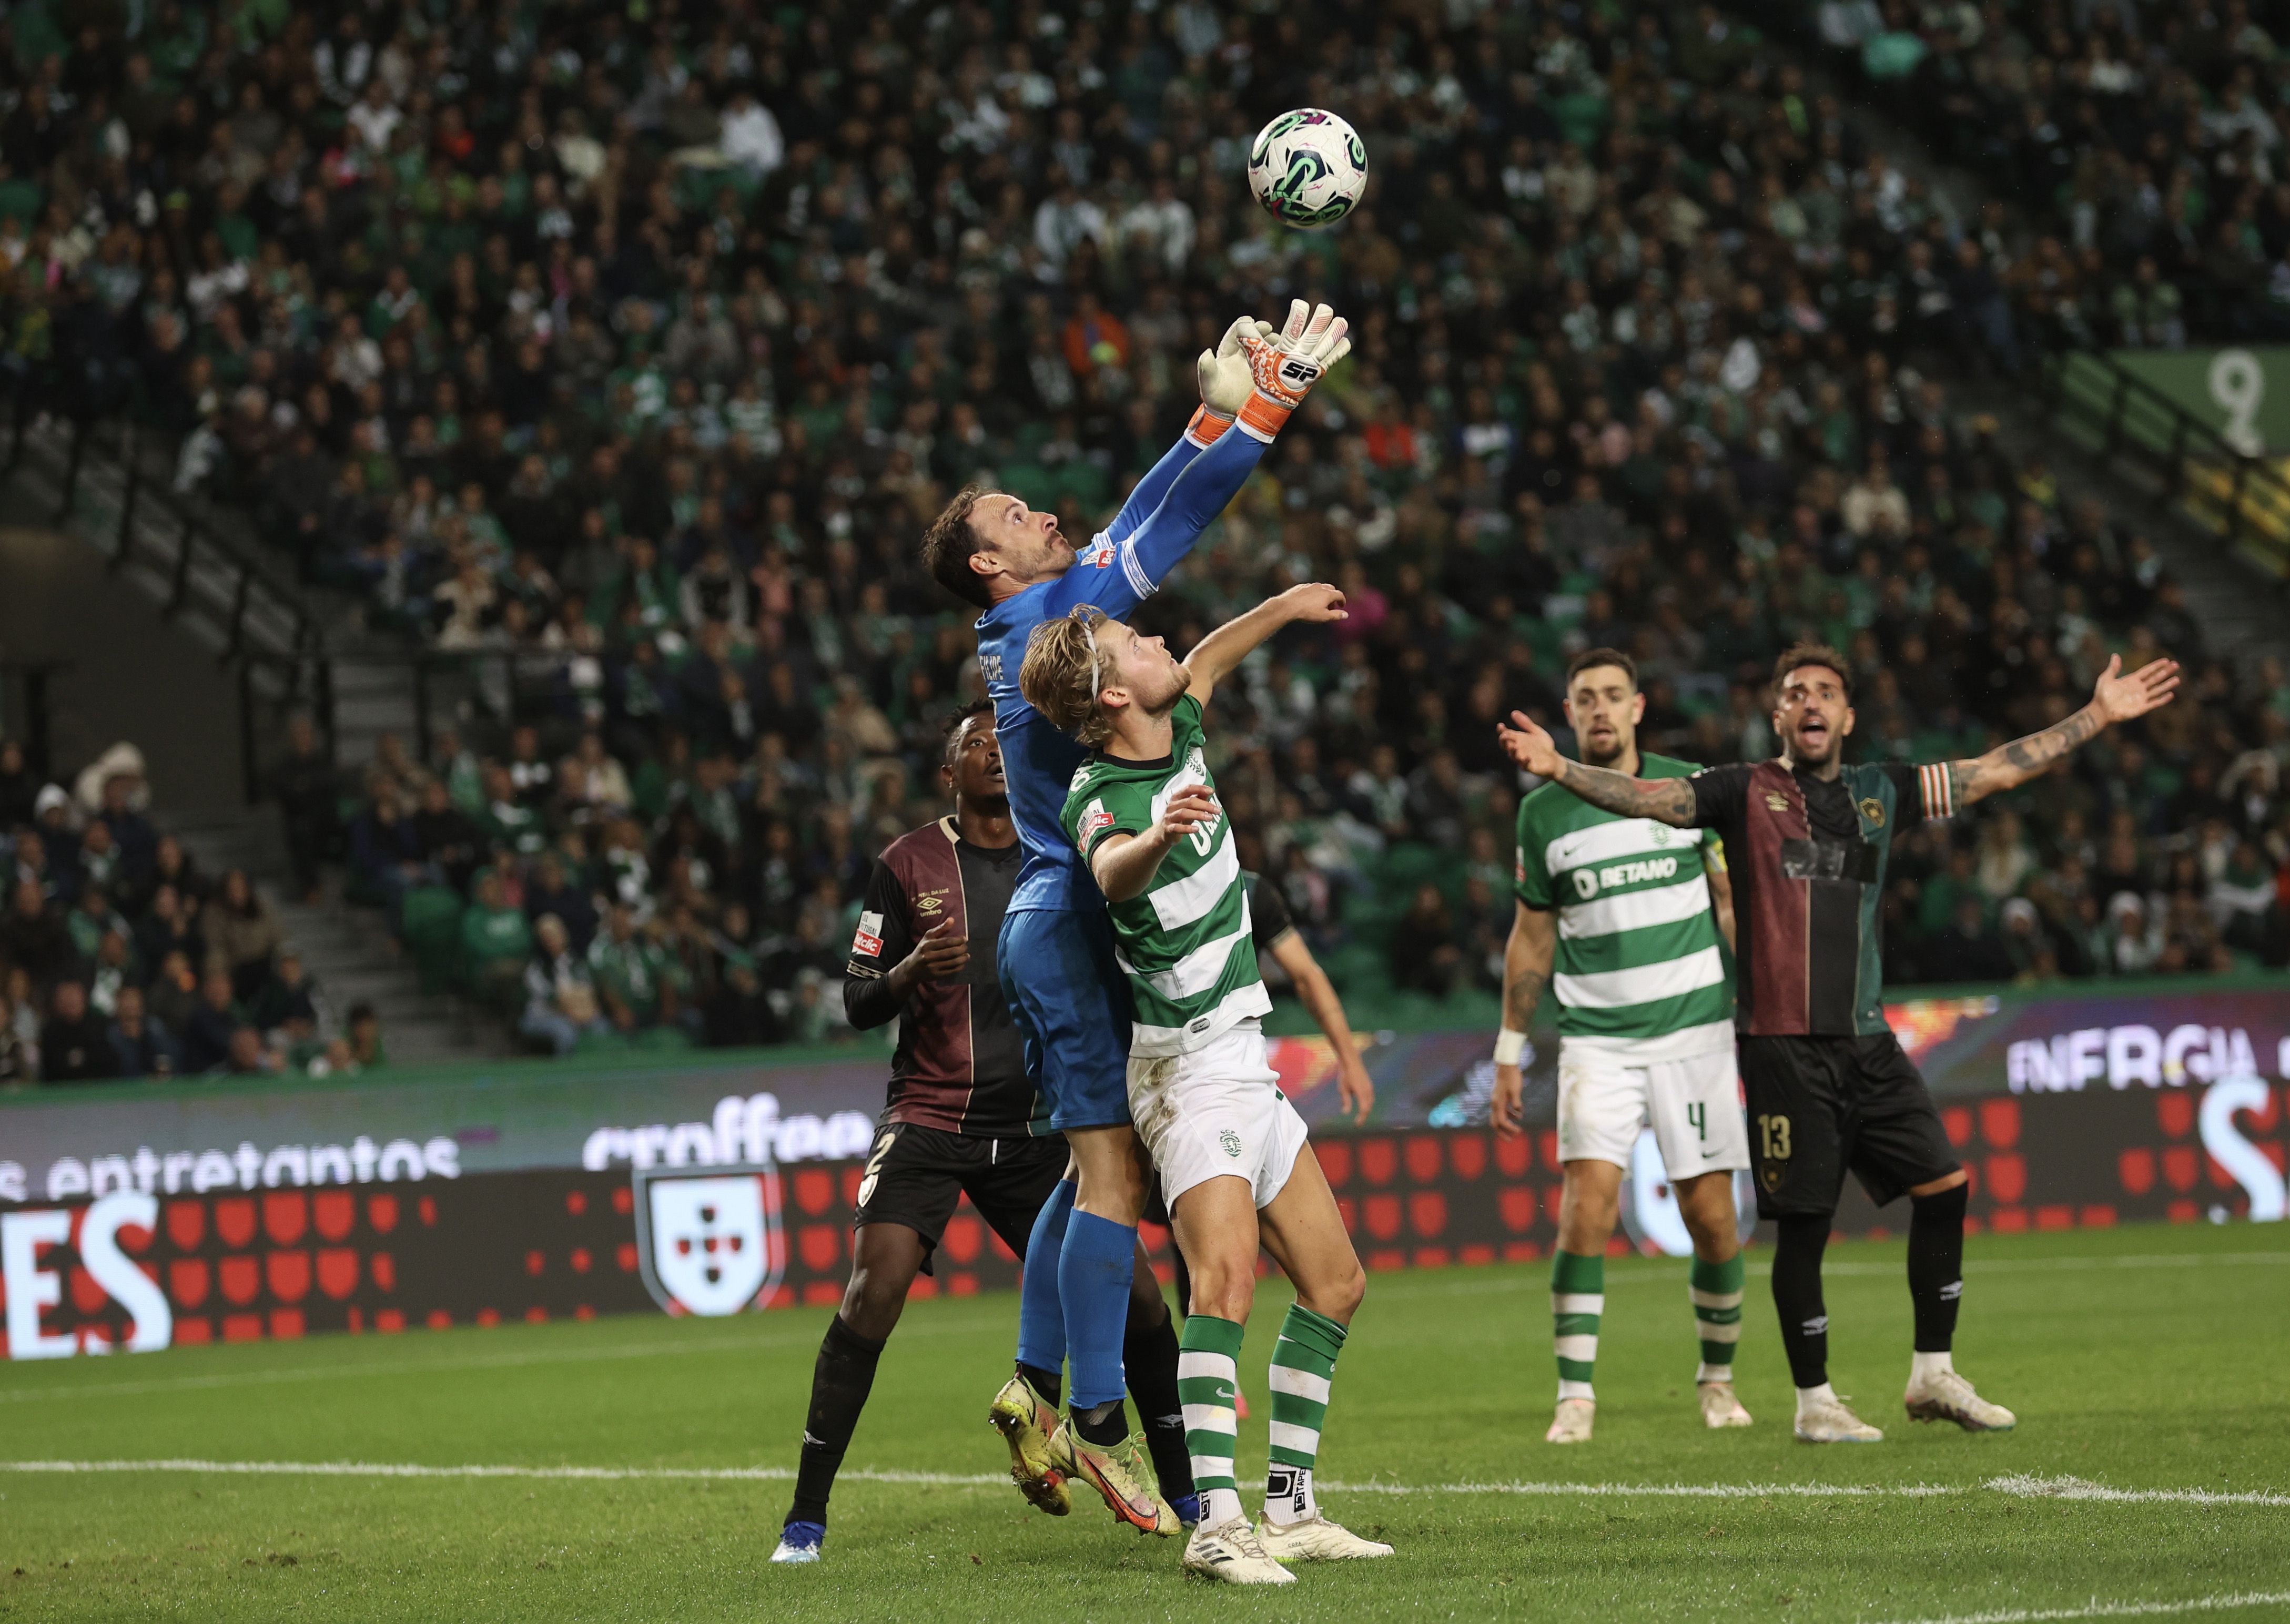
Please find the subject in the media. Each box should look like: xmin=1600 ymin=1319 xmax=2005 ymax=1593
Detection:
xmin=1127 ymin=1021 xmax=1310 ymax=1212
xmin=1556 ymin=1037 xmax=1749 ymax=1181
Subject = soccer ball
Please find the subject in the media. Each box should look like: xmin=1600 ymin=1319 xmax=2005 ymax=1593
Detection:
xmin=1247 ymin=108 xmax=1367 ymax=230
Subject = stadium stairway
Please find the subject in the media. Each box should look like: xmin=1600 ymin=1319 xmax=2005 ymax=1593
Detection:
xmin=1 ymin=410 xmax=505 ymax=1067
xmin=1753 ymin=19 xmax=2290 ymax=666
xmin=167 ymin=802 xmax=512 ymax=1068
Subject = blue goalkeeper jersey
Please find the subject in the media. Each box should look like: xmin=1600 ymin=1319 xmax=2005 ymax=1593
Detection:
xmin=976 ymin=424 xmax=1266 ymax=915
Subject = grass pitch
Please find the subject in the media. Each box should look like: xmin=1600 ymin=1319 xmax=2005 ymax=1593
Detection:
xmin=3 ymin=1222 xmax=2286 ymax=1623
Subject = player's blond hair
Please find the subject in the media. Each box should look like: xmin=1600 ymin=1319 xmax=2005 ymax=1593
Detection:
xmin=1019 ymin=606 xmax=1116 ymax=748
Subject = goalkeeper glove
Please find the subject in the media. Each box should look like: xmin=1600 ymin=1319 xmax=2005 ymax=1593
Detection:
xmin=1234 ymin=299 xmax=1351 ymax=443
xmin=1189 ymin=314 xmax=1269 ymax=445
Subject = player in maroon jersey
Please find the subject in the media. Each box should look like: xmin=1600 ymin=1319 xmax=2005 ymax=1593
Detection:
xmin=772 ymin=703 xmax=1193 ymax=1563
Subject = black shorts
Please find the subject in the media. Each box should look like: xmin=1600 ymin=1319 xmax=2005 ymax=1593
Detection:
xmin=1739 ymin=1033 xmax=1961 ymax=1219
xmin=852 ymin=1121 xmax=1069 ymax=1274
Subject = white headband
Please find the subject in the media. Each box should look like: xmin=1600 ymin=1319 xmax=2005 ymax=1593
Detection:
xmin=1080 ymin=613 xmax=1103 ymax=703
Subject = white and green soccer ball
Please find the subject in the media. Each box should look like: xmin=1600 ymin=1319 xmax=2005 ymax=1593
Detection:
xmin=1247 ymin=108 xmax=1367 ymax=230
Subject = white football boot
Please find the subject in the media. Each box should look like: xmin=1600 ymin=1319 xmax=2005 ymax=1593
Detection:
xmin=1794 ymin=1392 xmax=1884 ymax=1443
xmin=1904 ymin=1367 xmax=2017 ymax=1432
xmin=1183 ymin=1517 xmax=1296 ymax=1585
xmin=1258 ymin=1514 xmax=1394 ymax=1561
xmin=1545 ymin=1396 xmax=1595 ymax=1444
xmin=1698 ymin=1381 xmax=1754 ymax=1428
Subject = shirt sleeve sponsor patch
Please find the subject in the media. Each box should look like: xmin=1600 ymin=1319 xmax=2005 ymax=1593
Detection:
xmin=852 ymin=909 xmax=885 ymax=958
xmin=1076 ymin=799 xmax=1115 ymax=852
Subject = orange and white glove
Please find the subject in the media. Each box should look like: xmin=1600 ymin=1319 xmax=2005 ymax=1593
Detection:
xmin=1188 ymin=314 xmax=1268 ymax=445
xmin=1234 ymin=299 xmax=1351 ymax=442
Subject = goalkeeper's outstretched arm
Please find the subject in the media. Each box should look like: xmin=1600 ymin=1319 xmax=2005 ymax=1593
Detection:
xmin=1038 ymin=302 xmax=1350 ymax=622
xmin=1103 ymin=314 xmax=1265 ymax=542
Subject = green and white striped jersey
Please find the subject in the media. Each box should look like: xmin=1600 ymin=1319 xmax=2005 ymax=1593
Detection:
xmin=1060 ymin=695 xmax=1271 ymax=1057
xmin=1515 ymin=751 xmax=1734 ymax=1057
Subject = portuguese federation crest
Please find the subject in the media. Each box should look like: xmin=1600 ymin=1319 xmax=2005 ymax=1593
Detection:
xmin=633 ymin=1163 xmax=786 ymax=1316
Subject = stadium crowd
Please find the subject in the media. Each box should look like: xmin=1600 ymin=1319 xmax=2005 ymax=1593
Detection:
xmin=1802 ymin=0 xmax=2290 ymax=348
xmin=1 ymin=0 xmax=2285 ymax=1069
xmin=0 ymin=743 xmax=386 ymax=1082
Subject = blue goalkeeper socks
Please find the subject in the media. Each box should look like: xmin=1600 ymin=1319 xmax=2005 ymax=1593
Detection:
xmin=1016 ymin=1178 xmax=1075 ymax=1381
xmin=1060 ymin=1209 xmax=1137 ymax=1411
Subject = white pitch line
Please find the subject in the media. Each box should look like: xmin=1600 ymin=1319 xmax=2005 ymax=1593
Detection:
xmin=1867 ymin=1591 xmax=2290 ymax=1624
xmin=1984 ymin=1474 xmax=2290 ymax=1508
xmin=3 ymin=1462 xmax=2283 ymax=1508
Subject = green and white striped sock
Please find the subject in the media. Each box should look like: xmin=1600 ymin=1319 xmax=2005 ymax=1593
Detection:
xmin=1552 ymin=1250 xmax=1603 ymax=1402
xmin=1178 ymin=1313 xmax=1246 ymax=1531
xmin=1264 ymin=1303 xmax=1345 ymax=1526
xmin=1691 ymin=1253 xmax=1745 ymax=1383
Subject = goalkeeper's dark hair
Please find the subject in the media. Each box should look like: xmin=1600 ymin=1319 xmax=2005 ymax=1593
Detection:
xmin=940 ymin=699 xmax=996 ymax=769
xmin=1565 ymin=646 xmax=1638 ymax=691
xmin=919 ymin=484 xmax=994 ymax=608
xmin=1019 ymin=607 xmax=1117 ymax=748
xmin=1773 ymin=641 xmax=1855 ymax=703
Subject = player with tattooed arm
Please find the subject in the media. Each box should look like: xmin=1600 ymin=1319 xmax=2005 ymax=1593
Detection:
xmin=1498 ymin=642 xmax=2178 ymax=1443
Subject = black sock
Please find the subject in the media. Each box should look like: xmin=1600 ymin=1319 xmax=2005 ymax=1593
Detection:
xmin=1771 ymin=1214 xmax=1831 ymax=1389
xmin=1123 ymin=1304 xmax=1194 ymax=1502
xmin=1072 ymin=1396 xmax=1129 ymax=1447
xmin=1172 ymin=1246 xmax=1193 ymax=1320
xmin=787 ymin=1316 xmax=887 ymax=1527
xmin=1908 ymin=1182 xmax=1968 ymax=1353
xmin=1017 ymin=1361 xmax=1061 ymax=1408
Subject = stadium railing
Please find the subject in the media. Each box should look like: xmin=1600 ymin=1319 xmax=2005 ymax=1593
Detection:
xmin=2033 ymin=343 xmax=2290 ymax=584
xmin=5 ymin=392 xmax=335 ymax=736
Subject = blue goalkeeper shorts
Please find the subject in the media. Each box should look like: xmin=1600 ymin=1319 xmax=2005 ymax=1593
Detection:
xmin=998 ymin=907 xmax=1133 ymax=1132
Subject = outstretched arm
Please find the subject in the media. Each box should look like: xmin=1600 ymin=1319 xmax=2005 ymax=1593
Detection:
xmin=1495 ymin=710 xmax=1699 ymax=825
xmin=1046 ymin=303 xmax=1349 ymax=618
xmin=1183 ymin=583 xmax=1347 ymax=706
xmin=1938 ymin=654 xmax=2180 ymax=811
xmin=1104 ymin=317 xmax=1266 ymax=541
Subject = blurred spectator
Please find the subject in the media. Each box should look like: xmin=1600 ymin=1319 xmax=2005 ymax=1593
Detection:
xmin=225 ymin=1026 xmax=279 ymax=1077
xmin=460 ymin=869 xmax=534 ymax=1007
xmin=0 ymin=879 xmax=73 ymax=991
xmin=1390 ymin=885 xmax=1466 ymax=1000
xmin=107 ymin=984 xmax=181 ymax=1080
xmin=520 ymin=914 xmax=610 ymax=1057
xmin=38 ymin=980 xmax=118 ymax=1083
xmin=250 ymin=947 xmax=321 ymax=1042
xmin=270 ymin=715 xmax=339 ymax=905
xmin=181 ymin=970 xmax=247 ymax=1076
xmin=346 ymin=1003 xmax=388 ymax=1070
xmin=205 ymin=869 xmax=284 ymax=1002
xmin=2104 ymin=893 xmax=2166 ymax=977
xmin=0 ymin=984 xmax=31 ymax=1082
